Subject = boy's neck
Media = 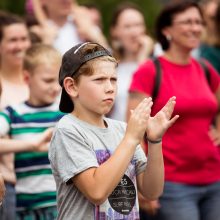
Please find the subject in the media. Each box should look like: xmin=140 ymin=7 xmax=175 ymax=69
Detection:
xmin=72 ymin=111 xmax=106 ymax=128
xmin=26 ymin=99 xmax=53 ymax=108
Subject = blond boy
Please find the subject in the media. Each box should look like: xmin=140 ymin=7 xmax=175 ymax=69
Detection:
xmin=0 ymin=44 xmax=63 ymax=219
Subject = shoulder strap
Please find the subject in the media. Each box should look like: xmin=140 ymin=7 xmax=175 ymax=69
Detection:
xmin=198 ymin=59 xmax=211 ymax=86
xmin=152 ymin=57 xmax=162 ymax=101
xmin=152 ymin=58 xmax=211 ymax=101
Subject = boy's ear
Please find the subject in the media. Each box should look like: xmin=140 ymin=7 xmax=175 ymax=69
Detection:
xmin=63 ymin=77 xmax=78 ymax=97
xmin=23 ymin=70 xmax=31 ymax=84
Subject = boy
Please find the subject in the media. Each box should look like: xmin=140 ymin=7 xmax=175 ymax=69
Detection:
xmin=0 ymin=44 xmax=64 ymax=219
xmin=49 ymin=42 xmax=179 ymax=220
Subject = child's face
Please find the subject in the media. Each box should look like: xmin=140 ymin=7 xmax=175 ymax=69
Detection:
xmin=73 ymin=60 xmax=117 ymax=117
xmin=26 ymin=63 xmax=60 ymax=106
xmin=0 ymin=24 xmax=31 ymax=67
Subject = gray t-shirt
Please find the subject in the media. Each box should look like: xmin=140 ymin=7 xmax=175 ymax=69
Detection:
xmin=49 ymin=114 xmax=147 ymax=220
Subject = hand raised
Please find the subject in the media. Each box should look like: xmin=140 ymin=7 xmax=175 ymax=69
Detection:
xmin=126 ymin=97 xmax=153 ymax=145
xmin=146 ymin=97 xmax=179 ymax=141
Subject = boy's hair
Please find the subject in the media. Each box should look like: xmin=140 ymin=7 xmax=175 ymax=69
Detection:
xmin=155 ymin=0 xmax=203 ymax=51
xmin=23 ymin=44 xmax=62 ymax=73
xmin=59 ymin=42 xmax=117 ymax=113
xmin=0 ymin=10 xmax=26 ymax=42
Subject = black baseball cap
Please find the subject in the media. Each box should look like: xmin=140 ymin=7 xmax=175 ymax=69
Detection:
xmin=59 ymin=42 xmax=113 ymax=113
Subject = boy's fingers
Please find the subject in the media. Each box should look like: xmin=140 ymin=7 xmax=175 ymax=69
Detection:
xmin=168 ymin=115 xmax=179 ymax=127
xmin=132 ymin=97 xmax=152 ymax=115
xmin=163 ymin=97 xmax=176 ymax=118
xmin=166 ymin=101 xmax=176 ymax=117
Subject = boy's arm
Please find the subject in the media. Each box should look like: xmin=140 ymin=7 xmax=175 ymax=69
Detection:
xmin=137 ymin=142 xmax=164 ymax=200
xmin=72 ymin=98 xmax=153 ymax=205
xmin=0 ymin=128 xmax=53 ymax=154
xmin=137 ymin=97 xmax=179 ymax=200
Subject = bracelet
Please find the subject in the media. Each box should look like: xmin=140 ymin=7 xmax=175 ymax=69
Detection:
xmin=147 ymin=138 xmax=162 ymax=144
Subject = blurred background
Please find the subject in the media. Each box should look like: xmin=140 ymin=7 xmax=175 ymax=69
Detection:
xmin=0 ymin=0 xmax=163 ymax=37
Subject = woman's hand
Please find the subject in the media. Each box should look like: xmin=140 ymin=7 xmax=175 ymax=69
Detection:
xmin=146 ymin=96 xmax=179 ymax=142
xmin=208 ymin=125 xmax=220 ymax=146
xmin=137 ymin=35 xmax=154 ymax=63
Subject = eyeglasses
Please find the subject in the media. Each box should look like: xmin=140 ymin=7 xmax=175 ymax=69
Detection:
xmin=173 ymin=19 xmax=205 ymax=26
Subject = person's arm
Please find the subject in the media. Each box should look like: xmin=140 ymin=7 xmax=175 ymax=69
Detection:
xmin=73 ymin=97 xmax=178 ymax=205
xmin=209 ymin=85 xmax=220 ymax=145
xmin=137 ymin=97 xmax=179 ymax=200
xmin=31 ymin=0 xmax=58 ymax=45
xmin=32 ymin=0 xmax=47 ymax=26
xmin=128 ymin=92 xmax=161 ymax=212
xmin=0 ymin=128 xmax=53 ymax=154
xmin=0 ymin=173 xmax=5 ymax=205
xmin=72 ymin=5 xmax=109 ymax=48
xmin=136 ymin=35 xmax=155 ymax=64
xmin=72 ymin=98 xmax=153 ymax=205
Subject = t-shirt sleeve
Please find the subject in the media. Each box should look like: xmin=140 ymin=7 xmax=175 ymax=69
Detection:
xmin=129 ymin=60 xmax=156 ymax=97
xmin=49 ymin=128 xmax=99 ymax=183
xmin=133 ymin=145 xmax=147 ymax=175
xmin=0 ymin=111 xmax=11 ymax=137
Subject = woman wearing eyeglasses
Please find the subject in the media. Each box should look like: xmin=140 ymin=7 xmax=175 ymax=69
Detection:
xmin=127 ymin=1 xmax=220 ymax=220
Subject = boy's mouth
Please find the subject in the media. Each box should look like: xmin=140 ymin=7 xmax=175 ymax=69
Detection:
xmin=103 ymin=98 xmax=114 ymax=103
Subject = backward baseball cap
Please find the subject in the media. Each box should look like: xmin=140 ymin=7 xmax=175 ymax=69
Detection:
xmin=59 ymin=42 xmax=113 ymax=113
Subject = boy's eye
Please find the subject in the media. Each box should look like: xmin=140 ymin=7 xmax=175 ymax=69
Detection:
xmin=95 ymin=78 xmax=105 ymax=81
xmin=111 ymin=77 xmax=117 ymax=82
xmin=44 ymin=79 xmax=54 ymax=83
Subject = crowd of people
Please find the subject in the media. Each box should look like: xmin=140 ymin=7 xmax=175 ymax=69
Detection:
xmin=0 ymin=0 xmax=220 ymax=220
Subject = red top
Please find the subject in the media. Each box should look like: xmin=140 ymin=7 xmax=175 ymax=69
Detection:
xmin=129 ymin=56 xmax=220 ymax=185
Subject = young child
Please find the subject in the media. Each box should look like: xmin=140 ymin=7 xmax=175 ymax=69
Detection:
xmin=49 ymin=42 xmax=179 ymax=220
xmin=0 ymin=44 xmax=64 ymax=219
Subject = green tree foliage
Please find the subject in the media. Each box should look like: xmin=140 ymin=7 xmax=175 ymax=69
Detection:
xmin=0 ymin=0 xmax=162 ymax=37
xmin=0 ymin=0 xmax=26 ymax=15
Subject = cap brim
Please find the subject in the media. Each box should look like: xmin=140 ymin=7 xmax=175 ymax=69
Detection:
xmin=59 ymin=88 xmax=74 ymax=113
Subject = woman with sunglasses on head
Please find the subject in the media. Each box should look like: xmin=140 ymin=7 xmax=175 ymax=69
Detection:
xmin=128 ymin=1 xmax=220 ymax=220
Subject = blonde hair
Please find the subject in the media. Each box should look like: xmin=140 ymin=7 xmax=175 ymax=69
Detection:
xmin=23 ymin=44 xmax=61 ymax=73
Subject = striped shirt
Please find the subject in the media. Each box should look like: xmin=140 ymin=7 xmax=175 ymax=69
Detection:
xmin=0 ymin=101 xmax=64 ymax=210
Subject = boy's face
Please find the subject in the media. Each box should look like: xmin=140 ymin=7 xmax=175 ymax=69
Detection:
xmin=0 ymin=24 xmax=31 ymax=67
xmin=26 ymin=63 xmax=60 ymax=106
xmin=73 ymin=60 xmax=117 ymax=116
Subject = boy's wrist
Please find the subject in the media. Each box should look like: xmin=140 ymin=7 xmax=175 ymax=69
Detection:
xmin=144 ymin=133 xmax=162 ymax=144
xmin=147 ymin=138 xmax=162 ymax=144
xmin=123 ymin=135 xmax=139 ymax=148
xmin=28 ymin=140 xmax=38 ymax=151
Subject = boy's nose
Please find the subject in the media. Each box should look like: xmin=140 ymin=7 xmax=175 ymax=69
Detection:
xmin=105 ymin=81 xmax=115 ymax=93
